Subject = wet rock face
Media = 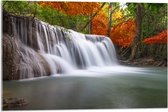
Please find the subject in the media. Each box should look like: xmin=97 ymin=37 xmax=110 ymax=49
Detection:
xmin=3 ymin=34 xmax=20 ymax=80
xmin=2 ymin=16 xmax=56 ymax=80
xmin=3 ymin=34 xmax=51 ymax=80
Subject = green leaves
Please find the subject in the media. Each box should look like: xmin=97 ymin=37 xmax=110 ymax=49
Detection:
xmin=3 ymin=1 xmax=89 ymax=33
xmin=126 ymin=3 xmax=136 ymax=17
xmin=3 ymin=1 xmax=36 ymax=16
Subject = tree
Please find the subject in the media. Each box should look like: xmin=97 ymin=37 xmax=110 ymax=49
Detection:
xmin=108 ymin=3 xmax=113 ymax=37
xmin=110 ymin=19 xmax=136 ymax=48
xmin=91 ymin=13 xmax=108 ymax=35
xmin=80 ymin=2 xmax=106 ymax=32
xmin=39 ymin=2 xmax=101 ymax=16
xmin=91 ymin=3 xmax=125 ymax=37
xmin=131 ymin=3 xmax=167 ymax=60
xmin=3 ymin=1 xmax=36 ymax=16
xmin=39 ymin=2 xmax=104 ymax=33
xmin=129 ymin=3 xmax=145 ymax=61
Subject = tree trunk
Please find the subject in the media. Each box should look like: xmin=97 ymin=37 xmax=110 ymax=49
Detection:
xmin=108 ymin=3 xmax=113 ymax=37
xmin=88 ymin=15 xmax=92 ymax=34
xmin=130 ymin=4 xmax=144 ymax=61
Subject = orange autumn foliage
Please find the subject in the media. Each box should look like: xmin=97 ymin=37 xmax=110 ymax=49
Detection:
xmin=39 ymin=2 xmax=137 ymax=48
xmin=39 ymin=2 xmax=100 ymax=16
xmin=91 ymin=13 xmax=108 ymax=35
xmin=143 ymin=30 xmax=168 ymax=44
xmin=110 ymin=19 xmax=136 ymax=48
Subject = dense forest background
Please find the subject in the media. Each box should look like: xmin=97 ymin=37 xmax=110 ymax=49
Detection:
xmin=2 ymin=1 xmax=167 ymax=66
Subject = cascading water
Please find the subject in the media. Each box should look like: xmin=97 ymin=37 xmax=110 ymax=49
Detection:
xmin=3 ymin=13 xmax=167 ymax=110
xmin=4 ymin=16 xmax=118 ymax=79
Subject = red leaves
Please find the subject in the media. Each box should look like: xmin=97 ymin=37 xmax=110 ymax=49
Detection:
xmin=92 ymin=18 xmax=136 ymax=48
xmin=143 ymin=30 xmax=168 ymax=44
xmin=91 ymin=13 xmax=108 ymax=35
xmin=39 ymin=2 xmax=100 ymax=16
xmin=39 ymin=2 xmax=167 ymax=46
xmin=110 ymin=19 xmax=136 ymax=48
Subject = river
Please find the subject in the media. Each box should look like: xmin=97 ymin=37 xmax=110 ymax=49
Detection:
xmin=3 ymin=66 xmax=167 ymax=110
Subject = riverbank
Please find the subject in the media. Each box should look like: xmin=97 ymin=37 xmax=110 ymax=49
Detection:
xmin=119 ymin=57 xmax=167 ymax=67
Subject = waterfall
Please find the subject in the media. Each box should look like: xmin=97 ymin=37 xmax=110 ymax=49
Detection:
xmin=4 ymin=16 xmax=118 ymax=79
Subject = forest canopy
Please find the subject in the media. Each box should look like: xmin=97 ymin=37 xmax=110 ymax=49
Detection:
xmin=3 ymin=1 xmax=167 ymax=60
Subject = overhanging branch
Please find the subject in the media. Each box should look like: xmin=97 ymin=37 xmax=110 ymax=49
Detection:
xmin=80 ymin=2 xmax=106 ymax=32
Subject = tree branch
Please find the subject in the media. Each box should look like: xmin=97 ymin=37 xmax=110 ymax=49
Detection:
xmin=80 ymin=2 xmax=106 ymax=32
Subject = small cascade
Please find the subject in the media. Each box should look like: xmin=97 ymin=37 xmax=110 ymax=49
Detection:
xmin=4 ymin=16 xmax=118 ymax=79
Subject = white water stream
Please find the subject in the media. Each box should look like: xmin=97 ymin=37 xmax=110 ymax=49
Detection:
xmin=9 ymin=17 xmax=121 ymax=79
